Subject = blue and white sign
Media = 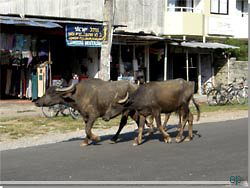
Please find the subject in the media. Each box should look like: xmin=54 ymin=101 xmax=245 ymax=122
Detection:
xmin=66 ymin=24 xmax=107 ymax=47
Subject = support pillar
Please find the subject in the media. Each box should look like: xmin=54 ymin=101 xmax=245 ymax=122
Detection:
xmin=198 ymin=53 xmax=202 ymax=94
xmin=164 ymin=42 xmax=168 ymax=80
xmin=145 ymin=46 xmax=150 ymax=82
xmin=99 ymin=0 xmax=114 ymax=81
xmin=186 ymin=49 xmax=189 ymax=81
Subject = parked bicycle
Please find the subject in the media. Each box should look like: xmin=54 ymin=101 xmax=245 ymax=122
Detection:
xmin=206 ymin=83 xmax=227 ymax=106
xmin=225 ymin=78 xmax=248 ymax=105
xmin=239 ymin=77 xmax=248 ymax=103
xmin=42 ymin=104 xmax=80 ymax=119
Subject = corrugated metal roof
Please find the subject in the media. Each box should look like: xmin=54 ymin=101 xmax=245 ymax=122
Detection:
xmin=170 ymin=42 xmax=239 ymax=49
xmin=0 ymin=19 xmax=62 ymax=28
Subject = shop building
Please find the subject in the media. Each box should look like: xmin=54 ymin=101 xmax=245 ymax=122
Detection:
xmin=0 ymin=0 xmax=248 ymax=99
xmin=0 ymin=16 xmax=107 ymax=99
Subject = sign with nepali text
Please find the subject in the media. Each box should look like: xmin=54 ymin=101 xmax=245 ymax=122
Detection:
xmin=66 ymin=24 xmax=107 ymax=47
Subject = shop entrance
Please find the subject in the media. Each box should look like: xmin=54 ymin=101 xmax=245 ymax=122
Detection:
xmin=149 ymin=44 xmax=165 ymax=81
xmin=172 ymin=53 xmax=198 ymax=92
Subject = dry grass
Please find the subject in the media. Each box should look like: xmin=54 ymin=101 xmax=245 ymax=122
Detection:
xmin=0 ymin=103 xmax=247 ymax=141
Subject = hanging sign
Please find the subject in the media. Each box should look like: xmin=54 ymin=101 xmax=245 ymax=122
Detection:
xmin=66 ymin=24 xmax=108 ymax=47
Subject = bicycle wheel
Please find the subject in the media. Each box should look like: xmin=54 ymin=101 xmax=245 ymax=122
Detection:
xmin=42 ymin=105 xmax=60 ymax=118
xmin=69 ymin=107 xmax=80 ymax=119
xmin=227 ymin=89 xmax=238 ymax=104
xmin=207 ymin=89 xmax=217 ymax=106
xmin=216 ymin=89 xmax=228 ymax=105
xmin=237 ymin=88 xmax=247 ymax=104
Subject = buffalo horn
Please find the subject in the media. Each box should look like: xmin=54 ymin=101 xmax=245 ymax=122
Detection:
xmin=55 ymin=83 xmax=75 ymax=92
xmin=118 ymin=92 xmax=129 ymax=104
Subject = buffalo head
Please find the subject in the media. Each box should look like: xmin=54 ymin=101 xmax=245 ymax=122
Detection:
xmin=102 ymin=92 xmax=129 ymax=121
xmin=35 ymin=84 xmax=76 ymax=107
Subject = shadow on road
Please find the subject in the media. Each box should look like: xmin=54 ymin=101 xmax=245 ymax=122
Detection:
xmin=63 ymin=124 xmax=202 ymax=145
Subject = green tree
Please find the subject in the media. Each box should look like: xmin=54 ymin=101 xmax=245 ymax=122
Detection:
xmin=224 ymin=38 xmax=248 ymax=61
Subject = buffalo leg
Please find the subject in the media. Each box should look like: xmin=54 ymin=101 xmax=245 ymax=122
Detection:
xmin=80 ymin=117 xmax=100 ymax=147
xmin=111 ymin=111 xmax=129 ymax=142
xmin=133 ymin=115 xmax=145 ymax=146
xmin=145 ymin=115 xmax=155 ymax=136
xmin=184 ymin=112 xmax=193 ymax=142
xmin=176 ymin=107 xmax=189 ymax=143
xmin=162 ymin=113 xmax=171 ymax=129
xmin=154 ymin=110 xmax=171 ymax=143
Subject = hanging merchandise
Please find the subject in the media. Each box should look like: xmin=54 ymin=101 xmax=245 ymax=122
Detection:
xmin=11 ymin=50 xmax=22 ymax=66
xmin=38 ymin=39 xmax=49 ymax=57
xmin=14 ymin=34 xmax=24 ymax=51
xmin=32 ymin=71 xmax=38 ymax=100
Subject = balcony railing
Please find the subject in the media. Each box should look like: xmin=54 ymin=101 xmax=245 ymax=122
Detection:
xmin=167 ymin=6 xmax=203 ymax=13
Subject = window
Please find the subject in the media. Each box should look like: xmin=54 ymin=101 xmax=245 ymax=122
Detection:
xmin=168 ymin=0 xmax=194 ymax=12
xmin=236 ymin=0 xmax=248 ymax=17
xmin=210 ymin=0 xmax=228 ymax=14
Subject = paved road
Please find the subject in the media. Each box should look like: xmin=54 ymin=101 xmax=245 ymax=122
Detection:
xmin=1 ymin=118 xmax=247 ymax=183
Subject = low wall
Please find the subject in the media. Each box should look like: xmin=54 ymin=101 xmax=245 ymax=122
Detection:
xmin=214 ymin=57 xmax=248 ymax=85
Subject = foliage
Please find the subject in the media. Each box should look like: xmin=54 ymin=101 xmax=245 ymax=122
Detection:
xmin=224 ymin=38 xmax=248 ymax=61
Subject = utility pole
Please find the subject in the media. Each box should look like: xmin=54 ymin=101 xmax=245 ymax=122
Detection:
xmin=99 ymin=0 xmax=115 ymax=81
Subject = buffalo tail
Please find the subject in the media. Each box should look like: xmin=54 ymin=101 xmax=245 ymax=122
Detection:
xmin=192 ymin=97 xmax=200 ymax=121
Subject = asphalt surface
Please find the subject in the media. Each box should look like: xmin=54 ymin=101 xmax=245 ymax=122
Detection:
xmin=1 ymin=118 xmax=248 ymax=183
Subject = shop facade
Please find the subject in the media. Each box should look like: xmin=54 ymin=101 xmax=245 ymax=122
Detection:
xmin=0 ymin=18 xmax=107 ymax=100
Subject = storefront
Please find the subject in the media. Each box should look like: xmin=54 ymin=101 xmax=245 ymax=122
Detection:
xmin=111 ymin=33 xmax=167 ymax=84
xmin=0 ymin=16 xmax=106 ymax=100
xmin=0 ymin=20 xmax=60 ymax=100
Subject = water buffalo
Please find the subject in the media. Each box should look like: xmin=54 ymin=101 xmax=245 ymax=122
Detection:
xmin=35 ymin=78 xmax=139 ymax=146
xmin=105 ymin=78 xmax=200 ymax=145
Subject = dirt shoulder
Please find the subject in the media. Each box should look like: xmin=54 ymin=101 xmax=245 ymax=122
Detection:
xmin=0 ymin=108 xmax=248 ymax=151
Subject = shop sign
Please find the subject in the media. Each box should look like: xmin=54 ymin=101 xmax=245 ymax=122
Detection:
xmin=66 ymin=24 xmax=108 ymax=47
xmin=208 ymin=17 xmax=233 ymax=36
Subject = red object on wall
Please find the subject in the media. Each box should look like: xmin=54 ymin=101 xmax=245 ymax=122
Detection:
xmin=79 ymin=76 xmax=88 ymax=81
xmin=52 ymin=75 xmax=61 ymax=80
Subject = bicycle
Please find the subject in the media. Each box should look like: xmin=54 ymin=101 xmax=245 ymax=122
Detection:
xmin=238 ymin=77 xmax=248 ymax=104
xmin=201 ymin=81 xmax=214 ymax=95
xmin=42 ymin=104 xmax=80 ymax=119
xmin=206 ymin=83 xmax=227 ymax=106
xmin=225 ymin=78 xmax=248 ymax=105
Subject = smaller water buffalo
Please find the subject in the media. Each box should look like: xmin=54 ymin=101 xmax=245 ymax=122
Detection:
xmin=105 ymin=78 xmax=200 ymax=145
xmin=35 ymin=78 xmax=138 ymax=146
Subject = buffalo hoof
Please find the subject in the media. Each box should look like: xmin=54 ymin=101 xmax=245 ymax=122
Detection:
xmin=110 ymin=138 xmax=118 ymax=143
xmin=184 ymin=136 xmax=192 ymax=142
xmin=175 ymin=137 xmax=182 ymax=143
xmin=92 ymin=136 xmax=101 ymax=142
xmin=80 ymin=141 xmax=89 ymax=147
xmin=164 ymin=137 xmax=172 ymax=143
xmin=133 ymin=138 xmax=140 ymax=146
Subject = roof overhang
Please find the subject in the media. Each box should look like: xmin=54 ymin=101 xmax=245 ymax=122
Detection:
xmin=170 ymin=42 xmax=239 ymax=49
xmin=113 ymin=32 xmax=169 ymax=45
xmin=0 ymin=18 xmax=62 ymax=28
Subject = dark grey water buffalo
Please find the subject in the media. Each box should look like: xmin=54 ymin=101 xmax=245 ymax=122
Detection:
xmin=35 ymin=78 xmax=138 ymax=146
xmin=105 ymin=78 xmax=200 ymax=145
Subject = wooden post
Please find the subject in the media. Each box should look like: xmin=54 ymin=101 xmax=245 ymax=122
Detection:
xmin=118 ymin=44 xmax=124 ymax=75
xmin=198 ymin=53 xmax=202 ymax=94
xmin=186 ymin=49 xmax=189 ymax=81
xmin=227 ymin=58 xmax=230 ymax=84
xmin=48 ymin=39 xmax=52 ymax=87
xmin=164 ymin=42 xmax=168 ymax=80
xmin=145 ymin=46 xmax=150 ymax=82
xmin=211 ymin=53 xmax=215 ymax=85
